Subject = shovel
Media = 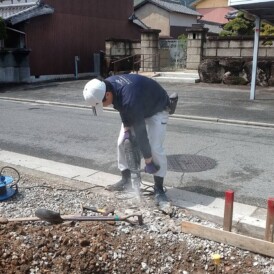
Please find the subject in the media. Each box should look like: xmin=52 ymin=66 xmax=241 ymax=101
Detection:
xmin=81 ymin=205 xmax=115 ymax=216
xmin=35 ymin=208 xmax=143 ymax=225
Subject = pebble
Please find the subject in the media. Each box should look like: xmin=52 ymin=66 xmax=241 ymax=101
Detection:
xmin=0 ymin=171 xmax=273 ymax=274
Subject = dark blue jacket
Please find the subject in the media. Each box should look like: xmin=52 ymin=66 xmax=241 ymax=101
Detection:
xmin=106 ymin=74 xmax=170 ymax=159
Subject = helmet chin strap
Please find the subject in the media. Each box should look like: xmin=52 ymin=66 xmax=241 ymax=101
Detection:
xmin=92 ymin=106 xmax=97 ymax=116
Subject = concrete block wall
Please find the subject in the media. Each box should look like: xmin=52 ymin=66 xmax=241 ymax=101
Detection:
xmin=0 ymin=51 xmax=30 ymax=83
xmin=105 ymin=39 xmax=141 ymax=74
xmin=203 ymin=37 xmax=274 ymax=59
xmin=105 ymin=40 xmax=141 ymax=58
xmin=131 ymin=41 xmax=141 ymax=56
xmin=105 ymin=40 xmax=132 ymax=57
xmin=140 ymin=29 xmax=161 ymax=72
xmin=186 ymin=26 xmax=208 ymax=70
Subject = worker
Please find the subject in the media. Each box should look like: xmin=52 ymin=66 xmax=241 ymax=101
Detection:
xmin=83 ymin=74 xmax=177 ymax=210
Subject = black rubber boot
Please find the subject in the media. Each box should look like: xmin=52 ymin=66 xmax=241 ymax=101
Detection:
xmin=154 ymin=176 xmax=172 ymax=213
xmin=106 ymin=169 xmax=131 ymax=191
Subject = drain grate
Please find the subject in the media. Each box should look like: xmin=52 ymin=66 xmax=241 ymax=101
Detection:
xmin=167 ymin=154 xmax=217 ymax=173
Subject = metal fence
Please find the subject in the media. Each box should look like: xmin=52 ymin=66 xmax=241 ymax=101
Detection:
xmin=159 ymin=39 xmax=187 ymax=71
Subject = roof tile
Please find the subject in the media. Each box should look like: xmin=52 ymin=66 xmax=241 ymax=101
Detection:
xmin=0 ymin=3 xmax=37 ymax=20
xmin=136 ymin=0 xmax=201 ymax=16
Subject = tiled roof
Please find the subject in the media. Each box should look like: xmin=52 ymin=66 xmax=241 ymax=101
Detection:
xmin=197 ymin=7 xmax=235 ymax=24
xmin=0 ymin=3 xmax=37 ymax=20
xmin=135 ymin=0 xmax=201 ymax=16
xmin=198 ymin=19 xmax=222 ymax=33
xmin=134 ymin=0 xmax=145 ymax=6
xmin=0 ymin=2 xmax=54 ymax=25
xmin=129 ymin=13 xmax=150 ymax=29
xmin=134 ymin=0 xmax=196 ymax=8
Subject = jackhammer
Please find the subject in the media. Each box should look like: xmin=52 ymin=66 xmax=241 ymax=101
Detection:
xmin=123 ymin=136 xmax=142 ymax=199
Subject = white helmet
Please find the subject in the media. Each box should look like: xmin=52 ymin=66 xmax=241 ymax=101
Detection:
xmin=83 ymin=79 xmax=106 ymax=115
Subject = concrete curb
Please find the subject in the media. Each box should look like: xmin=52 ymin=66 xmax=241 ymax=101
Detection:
xmin=172 ymin=114 xmax=274 ymax=129
xmin=0 ymin=149 xmax=267 ymax=239
xmin=153 ymin=77 xmax=200 ymax=84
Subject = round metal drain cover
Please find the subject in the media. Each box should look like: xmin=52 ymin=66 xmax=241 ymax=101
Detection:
xmin=167 ymin=154 xmax=217 ymax=173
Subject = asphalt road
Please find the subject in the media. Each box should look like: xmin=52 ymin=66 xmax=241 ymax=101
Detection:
xmin=0 ymin=90 xmax=274 ymax=208
xmin=2 ymin=79 xmax=274 ymax=124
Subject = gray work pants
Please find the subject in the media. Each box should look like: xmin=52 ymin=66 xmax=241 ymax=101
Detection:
xmin=117 ymin=111 xmax=169 ymax=178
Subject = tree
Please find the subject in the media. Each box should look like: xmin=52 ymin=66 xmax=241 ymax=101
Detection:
xmin=220 ymin=12 xmax=254 ymax=37
xmin=220 ymin=12 xmax=274 ymax=45
xmin=220 ymin=11 xmax=274 ymax=39
xmin=261 ymin=23 xmax=274 ymax=36
xmin=259 ymin=23 xmax=274 ymax=45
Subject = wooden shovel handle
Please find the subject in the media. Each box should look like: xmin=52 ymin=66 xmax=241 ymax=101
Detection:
xmin=0 ymin=216 xmax=40 ymax=224
xmin=0 ymin=215 xmax=77 ymax=224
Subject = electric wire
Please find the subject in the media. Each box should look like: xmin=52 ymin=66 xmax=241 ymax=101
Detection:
xmin=0 ymin=164 xmax=166 ymax=199
xmin=19 ymin=185 xmax=105 ymax=192
xmin=0 ymin=166 xmax=20 ymax=185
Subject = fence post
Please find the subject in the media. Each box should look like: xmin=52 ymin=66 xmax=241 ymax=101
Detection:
xmin=265 ymin=197 xmax=274 ymax=242
xmin=223 ymin=190 xmax=234 ymax=231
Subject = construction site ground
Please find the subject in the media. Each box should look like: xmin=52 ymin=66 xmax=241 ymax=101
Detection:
xmin=0 ymin=165 xmax=273 ymax=274
xmin=1 ymin=79 xmax=274 ymax=273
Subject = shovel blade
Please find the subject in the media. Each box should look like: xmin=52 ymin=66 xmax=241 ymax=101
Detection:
xmin=35 ymin=208 xmax=64 ymax=224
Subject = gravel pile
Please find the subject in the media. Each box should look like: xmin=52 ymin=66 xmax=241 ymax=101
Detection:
xmin=0 ymin=165 xmax=274 ymax=274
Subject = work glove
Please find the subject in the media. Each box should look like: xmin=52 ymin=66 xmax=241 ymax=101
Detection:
xmin=123 ymin=130 xmax=132 ymax=142
xmin=144 ymin=161 xmax=160 ymax=174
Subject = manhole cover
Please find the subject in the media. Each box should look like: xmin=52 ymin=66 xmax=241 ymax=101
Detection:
xmin=167 ymin=154 xmax=217 ymax=173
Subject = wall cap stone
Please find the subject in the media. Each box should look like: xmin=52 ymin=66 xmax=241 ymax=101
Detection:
xmin=207 ymin=35 xmax=274 ymax=42
xmin=140 ymin=29 xmax=161 ymax=34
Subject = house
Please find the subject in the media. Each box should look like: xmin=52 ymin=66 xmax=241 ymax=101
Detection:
xmin=134 ymin=0 xmax=196 ymax=8
xmin=192 ymin=0 xmax=235 ymax=24
xmin=134 ymin=0 xmax=146 ymax=6
xmin=0 ymin=0 xmax=142 ymax=82
xmin=190 ymin=0 xmax=236 ymax=34
xmin=134 ymin=0 xmax=201 ymax=38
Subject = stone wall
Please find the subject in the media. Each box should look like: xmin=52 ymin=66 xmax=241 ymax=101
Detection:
xmin=186 ymin=30 xmax=274 ymax=86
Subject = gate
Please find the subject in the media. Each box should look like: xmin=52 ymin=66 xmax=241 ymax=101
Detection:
xmin=159 ymin=38 xmax=187 ymax=71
